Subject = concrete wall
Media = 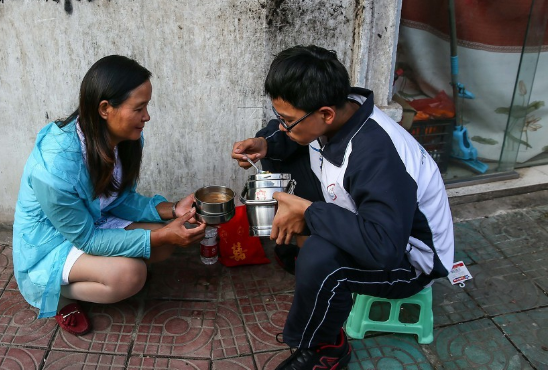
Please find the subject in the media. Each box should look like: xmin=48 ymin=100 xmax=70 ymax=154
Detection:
xmin=0 ymin=0 xmax=402 ymax=224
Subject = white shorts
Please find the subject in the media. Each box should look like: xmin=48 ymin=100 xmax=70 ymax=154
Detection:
xmin=61 ymin=216 xmax=132 ymax=285
xmin=61 ymin=246 xmax=85 ymax=285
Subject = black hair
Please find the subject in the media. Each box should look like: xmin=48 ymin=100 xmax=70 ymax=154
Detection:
xmin=57 ymin=55 xmax=152 ymax=198
xmin=265 ymin=45 xmax=351 ymax=112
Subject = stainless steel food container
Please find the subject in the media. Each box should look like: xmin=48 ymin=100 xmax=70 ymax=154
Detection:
xmin=195 ymin=208 xmax=235 ymax=225
xmin=246 ymin=173 xmax=291 ymax=181
xmin=240 ymin=173 xmax=296 ymax=237
xmin=242 ymin=199 xmax=278 ymax=237
xmin=247 ymin=179 xmax=292 ymax=189
xmin=194 ymin=185 xmax=235 ymax=214
xmin=194 ymin=185 xmax=235 ymax=225
xmin=246 ymin=187 xmax=286 ymax=201
xmin=244 ymin=173 xmax=294 ymax=201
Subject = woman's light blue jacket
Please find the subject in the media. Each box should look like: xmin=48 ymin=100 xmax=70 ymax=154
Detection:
xmin=13 ymin=120 xmax=167 ymax=318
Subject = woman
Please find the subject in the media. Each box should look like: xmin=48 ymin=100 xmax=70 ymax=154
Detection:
xmin=12 ymin=55 xmax=206 ymax=335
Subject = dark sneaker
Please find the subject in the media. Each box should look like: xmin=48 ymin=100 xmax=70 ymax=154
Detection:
xmin=275 ymin=329 xmax=351 ymax=370
xmin=274 ymin=244 xmax=300 ymax=275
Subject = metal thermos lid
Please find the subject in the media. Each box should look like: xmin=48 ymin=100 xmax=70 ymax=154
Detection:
xmin=247 ymin=173 xmax=291 ymax=181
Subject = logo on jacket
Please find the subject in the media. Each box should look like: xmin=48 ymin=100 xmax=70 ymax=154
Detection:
xmin=419 ymin=145 xmax=427 ymax=165
xmin=327 ymin=184 xmax=337 ymax=200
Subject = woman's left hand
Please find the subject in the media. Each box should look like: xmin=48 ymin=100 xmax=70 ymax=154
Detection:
xmin=270 ymin=192 xmax=312 ymax=245
xmin=174 ymin=194 xmax=199 ymax=224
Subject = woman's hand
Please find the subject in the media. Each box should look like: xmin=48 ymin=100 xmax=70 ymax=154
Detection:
xmin=270 ymin=192 xmax=312 ymax=245
xmin=232 ymin=137 xmax=267 ymax=169
xmin=174 ymin=193 xmax=199 ymax=224
xmin=151 ymin=209 xmax=207 ymax=248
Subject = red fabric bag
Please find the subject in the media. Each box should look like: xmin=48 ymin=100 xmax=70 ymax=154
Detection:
xmin=217 ymin=205 xmax=270 ymax=267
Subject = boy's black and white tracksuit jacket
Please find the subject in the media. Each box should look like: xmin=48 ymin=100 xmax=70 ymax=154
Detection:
xmin=259 ymin=88 xmax=454 ymax=280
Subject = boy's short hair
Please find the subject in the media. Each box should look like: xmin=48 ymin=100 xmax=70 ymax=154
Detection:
xmin=265 ymin=45 xmax=351 ymax=112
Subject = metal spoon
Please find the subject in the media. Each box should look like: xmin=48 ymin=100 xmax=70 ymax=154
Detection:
xmin=245 ymin=156 xmax=261 ymax=173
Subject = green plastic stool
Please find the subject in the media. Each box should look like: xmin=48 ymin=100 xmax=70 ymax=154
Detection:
xmin=345 ymin=286 xmax=433 ymax=344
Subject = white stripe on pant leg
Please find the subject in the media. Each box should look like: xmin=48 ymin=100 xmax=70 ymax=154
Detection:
xmin=307 ymin=274 xmax=421 ymax=348
xmin=297 ymin=266 xmax=418 ymax=348
xmin=307 ymin=279 xmax=344 ymax=348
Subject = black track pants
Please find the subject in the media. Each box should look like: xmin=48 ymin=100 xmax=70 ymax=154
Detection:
xmin=282 ymin=235 xmax=429 ymax=349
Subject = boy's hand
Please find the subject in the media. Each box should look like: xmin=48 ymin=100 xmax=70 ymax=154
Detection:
xmin=232 ymin=137 xmax=267 ymax=169
xmin=270 ymin=192 xmax=312 ymax=245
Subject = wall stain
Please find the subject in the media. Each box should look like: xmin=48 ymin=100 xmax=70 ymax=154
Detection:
xmin=266 ymin=1 xmax=349 ymax=31
xmin=65 ymin=0 xmax=73 ymax=14
xmin=351 ymin=0 xmax=364 ymax=71
xmin=266 ymin=0 xmax=289 ymax=29
xmin=43 ymin=0 xmax=96 ymax=15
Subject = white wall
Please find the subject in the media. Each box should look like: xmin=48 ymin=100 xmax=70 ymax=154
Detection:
xmin=0 ymin=0 xmax=401 ymax=225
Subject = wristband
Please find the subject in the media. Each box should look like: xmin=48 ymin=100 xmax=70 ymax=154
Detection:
xmin=172 ymin=201 xmax=179 ymax=219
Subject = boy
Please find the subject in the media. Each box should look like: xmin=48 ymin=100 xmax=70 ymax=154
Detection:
xmin=232 ymin=45 xmax=454 ymax=370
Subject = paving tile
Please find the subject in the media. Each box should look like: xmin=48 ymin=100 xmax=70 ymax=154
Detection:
xmin=254 ymin=350 xmax=292 ymax=370
xmin=523 ymin=205 xmax=548 ymax=232
xmin=493 ymin=307 xmax=548 ymax=369
xmin=52 ymin=299 xmax=139 ymax=354
xmin=453 ymin=221 xmax=504 ymax=264
xmin=212 ymin=355 xmax=257 ymax=369
xmin=213 ymin=299 xmax=252 ymax=359
xmin=226 ymin=239 xmax=296 ymax=300
xmin=463 ymin=260 xmax=548 ymax=316
xmin=0 ymin=347 xmax=45 ymax=370
xmin=228 ymin=261 xmax=295 ymax=299
xmin=0 ymin=229 xmax=12 ymax=245
xmin=133 ymin=299 xmax=216 ymax=358
xmin=239 ymin=293 xmax=293 ymax=352
xmin=5 ymin=273 xmax=19 ymax=290
xmin=423 ymin=318 xmax=534 ymax=369
xmin=43 ymin=351 xmax=126 ymax=369
xmin=508 ymin=248 xmax=548 ymax=292
xmin=475 ymin=211 xmax=548 ymax=257
xmin=348 ymin=335 xmax=434 ymax=370
xmin=219 ymin=271 xmax=237 ymax=301
xmin=0 ymin=290 xmax=57 ymax=347
xmin=128 ymin=356 xmax=210 ymax=369
xmin=431 ymin=278 xmax=484 ymax=326
xmin=0 ymin=246 xmax=13 ymax=290
xmin=146 ymin=250 xmax=223 ymax=301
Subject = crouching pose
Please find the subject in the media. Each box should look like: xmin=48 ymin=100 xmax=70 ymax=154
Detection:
xmin=232 ymin=45 xmax=454 ymax=369
xmin=13 ymin=55 xmax=206 ymax=335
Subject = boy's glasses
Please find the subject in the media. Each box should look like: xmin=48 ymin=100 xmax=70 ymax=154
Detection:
xmin=272 ymin=107 xmax=314 ymax=132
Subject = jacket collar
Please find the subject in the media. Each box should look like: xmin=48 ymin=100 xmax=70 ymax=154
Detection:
xmin=320 ymin=87 xmax=374 ymax=167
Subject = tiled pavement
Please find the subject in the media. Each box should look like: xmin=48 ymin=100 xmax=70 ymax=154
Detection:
xmin=1 ymin=191 xmax=548 ymax=369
